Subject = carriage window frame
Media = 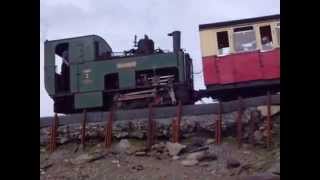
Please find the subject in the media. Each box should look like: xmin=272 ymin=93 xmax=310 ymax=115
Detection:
xmin=232 ymin=26 xmax=257 ymax=53
xmin=216 ymin=31 xmax=231 ymax=56
xmin=275 ymin=23 xmax=280 ymax=45
xmin=259 ymin=25 xmax=274 ymax=52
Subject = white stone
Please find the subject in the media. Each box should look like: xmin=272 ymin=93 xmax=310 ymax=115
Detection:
xmin=181 ymin=159 xmax=199 ymax=166
xmin=166 ymin=142 xmax=186 ymax=156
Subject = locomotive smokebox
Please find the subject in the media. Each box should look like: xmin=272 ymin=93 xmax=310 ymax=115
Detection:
xmin=168 ymin=31 xmax=181 ymax=53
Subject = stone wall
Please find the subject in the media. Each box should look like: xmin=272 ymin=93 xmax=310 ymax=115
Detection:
xmin=40 ymin=106 xmax=280 ymax=146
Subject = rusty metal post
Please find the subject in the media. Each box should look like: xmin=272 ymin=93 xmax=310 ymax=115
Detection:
xmin=266 ymin=91 xmax=272 ymax=148
xmin=171 ymin=119 xmax=177 ymax=142
xmin=105 ymin=105 xmax=115 ymax=148
xmin=66 ymin=125 xmax=70 ymax=140
xmin=81 ymin=109 xmax=87 ymax=149
xmin=250 ymin=111 xmax=256 ymax=146
xmin=147 ymin=103 xmax=155 ymax=150
xmin=236 ymin=97 xmax=243 ymax=148
xmin=152 ymin=120 xmax=157 ymax=145
xmin=49 ymin=113 xmax=59 ymax=153
xmin=171 ymin=101 xmax=182 ymax=143
xmin=216 ymin=102 xmax=222 ymax=145
xmin=176 ymin=101 xmax=182 ymax=143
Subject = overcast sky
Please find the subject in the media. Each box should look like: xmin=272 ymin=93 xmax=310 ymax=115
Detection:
xmin=40 ymin=0 xmax=280 ymax=117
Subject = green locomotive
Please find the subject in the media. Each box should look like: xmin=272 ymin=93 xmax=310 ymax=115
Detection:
xmin=44 ymin=31 xmax=195 ymax=114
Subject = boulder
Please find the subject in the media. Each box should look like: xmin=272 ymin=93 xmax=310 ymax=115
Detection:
xmin=71 ymin=153 xmax=93 ymax=165
xmin=166 ymin=142 xmax=186 ymax=156
xmin=114 ymin=139 xmax=131 ymax=153
xmin=257 ymin=106 xmax=280 ymax=117
xmin=181 ymin=159 xmax=199 ymax=166
xmin=199 ymin=152 xmax=217 ymax=161
xmin=226 ymin=158 xmax=241 ymax=169
xmin=172 ymin=155 xmax=180 ymax=160
xmin=186 ymin=151 xmax=206 ymax=161
xmin=240 ymin=173 xmax=280 ymax=180
xmin=267 ymin=162 xmax=280 ymax=175
xmin=128 ymin=131 xmax=145 ymax=139
xmin=254 ymin=130 xmax=264 ymax=143
xmin=186 ymin=151 xmax=217 ymax=162
xmin=115 ymin=132 xmax=129 ymax=139
xmin=135 ymin=151 xmax=147 ymax=156
xmin=206 ymin=139 xmax=215 ymax=145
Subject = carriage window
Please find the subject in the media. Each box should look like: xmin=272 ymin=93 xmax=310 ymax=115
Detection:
xmin=259 ymin=25 xmax=273 ymax=51
xmin=233 ymin=26 xmax=257 ymax=52
xmin=276 ymin=23 xmax=280 ymax=45
xmin=217 ymin=31 xmax=230 ymax=55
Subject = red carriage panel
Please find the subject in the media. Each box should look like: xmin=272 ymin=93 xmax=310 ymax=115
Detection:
xmin=202 ymin=56 xmax=219 ymax=84
xmin=260 ymin=49 xmax=280 ymax=79
xmin=216 ymin=55 xmax=235 ymax=84
xmin=233 ymin=51 xmax=263 ymax=82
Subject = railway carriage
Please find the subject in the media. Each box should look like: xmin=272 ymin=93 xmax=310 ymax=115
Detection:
xmin=199 ymin=14 xmax=280 ymax=100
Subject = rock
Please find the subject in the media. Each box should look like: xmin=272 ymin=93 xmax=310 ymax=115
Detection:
xmin=254 ymin=130 xmax=263 ymax=143
xmin=172 ymin=156 xmax=180 ymax=160
xmin=199 ymin=152 xmax=217 ymax=161
xmin=206 ymin=139 xmax=215 ymax=145
xmin=267 ymin=162 xmax=280 ymax=175
xmin=128 ymin=131 xmax=145 ymax=139
xmin=226 ymin=158 xmax=241 ymax=169
xmin=152 ymin=142 xmax=166 ymax=150
xmin=131 ymin=165 xmax=144 ymax=171
xmin=111 ymin=160 xmax=120 ymax=164
xmin=186 ymin=151 xmax=217 ymax=162
xmin=190 ymin=137 xmax=206 ymax=147
xmin=181 ymin=159 xmax=199 ymax=166
xmin=59 ymin=137 xmax=68 ymax=144
xmin=186 ymin=151 xmax=206 ymax=161
xmin=257 ymin=105 xmax=280 ymax=117
xmin=40 ymin=148 xmax=46 ymax=153
xmin=71 ymin=153 xmax=93 ymax=165
xmin=115 ymin=139 xmax=131 ymax=153
xmin=166 ymin=142 xmax=186 ymax=156
xmin=135 ymin=151 xmax=147 ymax=156
xmin=115 ymin=132 xmax=129 ymax=138
xmin=240 ymin=172 xmax=280 ymax=180
xmin=199 ymin=162 xmax=209 ymax=167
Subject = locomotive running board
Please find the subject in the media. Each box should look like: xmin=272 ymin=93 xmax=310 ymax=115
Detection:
xmin=117 ymin=89 xmax=156 ymax=101
xmin=40 ymin=94 xmax=280 ymax=128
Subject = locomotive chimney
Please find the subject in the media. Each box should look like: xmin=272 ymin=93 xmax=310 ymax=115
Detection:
xmin=168 ymin=31 xmax=181 ymax=53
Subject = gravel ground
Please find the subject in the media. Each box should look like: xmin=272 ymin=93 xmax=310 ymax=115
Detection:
xmin=40 ymin=136 xmax=280 ymax=180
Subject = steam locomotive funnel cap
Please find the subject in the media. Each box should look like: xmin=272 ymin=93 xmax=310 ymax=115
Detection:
xmin=168 ymin=31 xmax=181 ymax=53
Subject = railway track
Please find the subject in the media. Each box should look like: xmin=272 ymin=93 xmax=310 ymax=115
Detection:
xmin=40 ymin=94 xmax=280 ymax=128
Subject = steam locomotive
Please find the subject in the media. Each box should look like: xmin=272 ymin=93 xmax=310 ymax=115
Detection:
xmin=44 ymin=31 xmax=195 ymax=114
